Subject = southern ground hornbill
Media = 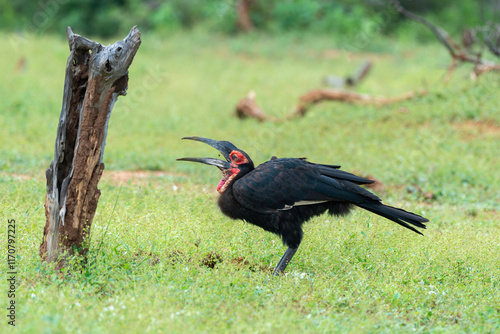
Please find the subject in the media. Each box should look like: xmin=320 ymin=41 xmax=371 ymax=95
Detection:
xmin=178 ymin=137 xmax=428 ymax=275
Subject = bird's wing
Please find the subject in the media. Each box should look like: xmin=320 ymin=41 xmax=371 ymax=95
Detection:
xmin=232 ymin=158 xmax=380 ymax=213
xmin=232 ymin=159 xmax=320 ymax=213
xmin=315 ymin=163 xmax=375 ymax=185
xmin=314 ymin=174 xmax=381 ymax=202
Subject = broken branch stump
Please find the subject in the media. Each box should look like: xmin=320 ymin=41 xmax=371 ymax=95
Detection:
xmin=235 ymin=91 xmax=274 ymax=122
xmin=323 ymin=60 xmax=372 ymax=88
xmin=40 ymin=26 xmax=141 ymax=266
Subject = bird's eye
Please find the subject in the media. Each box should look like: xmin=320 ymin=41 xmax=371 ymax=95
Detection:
xmin=231 ymin=154 xmax=238 ymax=161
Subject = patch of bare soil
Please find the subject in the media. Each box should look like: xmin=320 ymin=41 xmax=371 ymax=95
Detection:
xmin=1 ymin=170 xmax=188 ymax=186
xmin=452 ymin=120 xmax=500 ymax=141
xmin=133 ymin=249 xmax=185 ymax=267
xmin=200 ymin=252 xmax=223 ymax=269
xmin=0 ymin=172 xmax=39 ymax=180
xmin=405 ymin=184 xmax=436 ymax=202
xmin=100 ymin=170 xmax=186 ymax=187
xmin=230 ymin=256 xmax=272 ymax=273
xmin=198 ymin=253 xmax=273 ymax=272
xmin=368 ymin=183 xmax=436 ymax=206
xmin=352 ymin=171 xmax=385 ymax=193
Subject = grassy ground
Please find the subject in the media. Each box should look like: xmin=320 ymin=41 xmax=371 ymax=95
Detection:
xmin=1 ymin=30 xmax=499 ymax=333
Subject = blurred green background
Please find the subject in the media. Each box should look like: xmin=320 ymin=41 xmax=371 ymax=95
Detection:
xmin=0 ymin=0 xmax=485 ymax=39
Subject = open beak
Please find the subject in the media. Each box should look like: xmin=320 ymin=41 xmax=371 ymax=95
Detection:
xmin=176 ymin=136 xmax=237 ymax=169
xmin=177 ymin=136 xmax=245 ymax=194
xmin=176 ymin=156 xmax=230 ymax=169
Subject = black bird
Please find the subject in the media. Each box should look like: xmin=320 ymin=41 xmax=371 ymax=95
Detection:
xmin=178 ymin=137 xmax=428 ymax=275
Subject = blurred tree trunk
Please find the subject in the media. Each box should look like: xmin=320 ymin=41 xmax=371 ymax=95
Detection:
xmin=40 ymin=26 xmax=141 ymax=268
xmin=237 ymin=0 xmax=254 ymax=32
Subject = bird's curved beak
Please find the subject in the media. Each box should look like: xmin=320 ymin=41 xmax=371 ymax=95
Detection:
xmin=176 ymin=136 xmax=235 ymax=169
xmin=176 ymin=156 xmax=231 ymax=169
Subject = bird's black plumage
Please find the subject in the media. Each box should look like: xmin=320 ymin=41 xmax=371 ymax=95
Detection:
xmin=178 ymin=137 xmax=429 ymax=275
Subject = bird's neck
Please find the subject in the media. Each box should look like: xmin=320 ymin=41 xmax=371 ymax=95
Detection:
xmin=217 ymin=186 xmax=242 ymax=220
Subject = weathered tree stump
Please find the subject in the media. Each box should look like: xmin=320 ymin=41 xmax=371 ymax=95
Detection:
xmin=40 ymin=27 xmax=141 ymax=266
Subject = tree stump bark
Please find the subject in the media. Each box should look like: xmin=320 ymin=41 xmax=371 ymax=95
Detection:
xmin=40 ymin=27 xmax=141 ymax=266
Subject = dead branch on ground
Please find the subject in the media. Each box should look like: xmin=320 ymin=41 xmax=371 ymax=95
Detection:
xmin=390 ymin=0 xmax=500 ymax=79
xmin=290 ymin=88 xmax=427 ymax=119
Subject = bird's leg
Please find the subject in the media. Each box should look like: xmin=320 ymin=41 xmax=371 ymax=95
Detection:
xmin=272 ymin=247 xmax=298 ymax=276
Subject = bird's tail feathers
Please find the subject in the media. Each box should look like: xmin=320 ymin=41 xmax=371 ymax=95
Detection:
xmin=357 ymin=202 xmax=428 ymax=235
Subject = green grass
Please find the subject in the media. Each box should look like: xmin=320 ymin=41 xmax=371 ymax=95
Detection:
xmin=1 ymin=30 xmax=499 ymax=333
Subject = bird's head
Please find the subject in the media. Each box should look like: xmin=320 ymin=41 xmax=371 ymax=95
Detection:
xmin=177 ymin=137 xmax=254 ymax=194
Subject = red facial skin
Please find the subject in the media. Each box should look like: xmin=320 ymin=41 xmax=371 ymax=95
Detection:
xmin=217 ymin=150 xmax=249 ymax=194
